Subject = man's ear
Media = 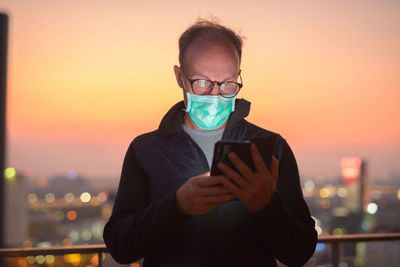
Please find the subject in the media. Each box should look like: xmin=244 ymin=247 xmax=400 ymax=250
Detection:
xmin=173 ymin=65 xmax=183 ymax=89
xmin=174 ymin=65 xmax=188 ymax=108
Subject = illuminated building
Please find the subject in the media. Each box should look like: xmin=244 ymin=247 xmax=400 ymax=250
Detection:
xmin=341 ymin=157 xmax=369 ymax=214
xmin=4 ymin=169 xmax=29 ymax=246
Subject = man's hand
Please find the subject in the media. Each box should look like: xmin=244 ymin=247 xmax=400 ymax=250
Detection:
xmin=217 ymin=143 xmax=279 ymax=212
xmin=175 ymin=172 xmax=237 ymax=216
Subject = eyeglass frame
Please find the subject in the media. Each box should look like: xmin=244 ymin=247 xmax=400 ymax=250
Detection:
xmin=180 ymin=67 xmax=243 ymax=98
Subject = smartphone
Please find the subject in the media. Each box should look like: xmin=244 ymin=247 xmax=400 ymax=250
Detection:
xmin=250 ymin=135 xmax=277 ymax=169
xmin=210 ymin=141 xmax=254 ymax=176
xmin=210 ymin=135 xmax=277 ymax=176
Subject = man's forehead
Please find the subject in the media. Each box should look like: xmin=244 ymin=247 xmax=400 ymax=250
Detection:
xmin=183 ymin=40 xmax=240 ymax=73
xmin=185 ymin=38 xmax=238 ymax=59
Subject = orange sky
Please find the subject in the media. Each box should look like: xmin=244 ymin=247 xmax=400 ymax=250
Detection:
xmin=1 ymin=0 xmax=399 ymax=180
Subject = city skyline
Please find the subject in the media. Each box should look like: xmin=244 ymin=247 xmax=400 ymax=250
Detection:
xmin=1 ymin=0 xmax=399 ymax=180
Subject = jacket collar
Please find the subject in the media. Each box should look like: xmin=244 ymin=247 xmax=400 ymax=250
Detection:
xmin=157 ymin=98 xmax=251 ymax=136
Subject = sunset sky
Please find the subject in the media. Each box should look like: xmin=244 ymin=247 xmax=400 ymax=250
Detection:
xmin=1 ymin=0 xmax=399 ymax=181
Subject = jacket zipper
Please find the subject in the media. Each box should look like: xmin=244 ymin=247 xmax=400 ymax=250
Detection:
xmin=183 ymin=132 xmax=218 ymax=265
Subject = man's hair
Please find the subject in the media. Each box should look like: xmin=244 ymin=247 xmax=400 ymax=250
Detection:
xmin=178 ymin=18 xmax=244 ymax=68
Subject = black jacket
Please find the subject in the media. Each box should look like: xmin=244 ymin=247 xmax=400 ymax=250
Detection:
xmin=103 ymin=99 xmax=317 ymax=267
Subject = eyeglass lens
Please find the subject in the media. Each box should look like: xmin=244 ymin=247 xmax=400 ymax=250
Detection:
xmin=192 ymin=80 xmax=239 ymax=96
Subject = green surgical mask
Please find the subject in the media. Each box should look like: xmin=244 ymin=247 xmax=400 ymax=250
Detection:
xmin=185 ymin=92 xmax=236 ymax=130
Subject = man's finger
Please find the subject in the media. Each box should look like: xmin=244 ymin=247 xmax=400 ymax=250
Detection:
xmin=196 ymin=175 xmax=222 ymax=187
xmin=203 ymin=193 xmax=237 ymax=205
xmin=270 ymin=156 xmax=279 ymax=182
xmin=218 ymin=162 xmax=248 ymax=189
xmin=218 ymin=175 xmax=243 ymax=198
xmin=200 ymin=184 xmax=232 ymax=196
xmin=250 ymin=143 xmax=269 ymax=174
xmin=228 ymin=152 xmax=254 ymax=181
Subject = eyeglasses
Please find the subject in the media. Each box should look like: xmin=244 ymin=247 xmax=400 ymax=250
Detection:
xmin=181 ymin=68 xmax=243 ymax=98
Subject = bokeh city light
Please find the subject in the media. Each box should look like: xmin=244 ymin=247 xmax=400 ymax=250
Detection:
xmin=4 ymin=167 xmax=16 ymax=180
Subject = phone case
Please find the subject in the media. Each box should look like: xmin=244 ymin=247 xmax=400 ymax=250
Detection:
xmin=210 ymin=141 xmax=254 ymax=176
xmin=210 ymin=135 xmax=277 ymax=176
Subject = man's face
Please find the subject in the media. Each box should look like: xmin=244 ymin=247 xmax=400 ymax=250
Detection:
xmin=175 ymin=40 xmax=241 ymax=96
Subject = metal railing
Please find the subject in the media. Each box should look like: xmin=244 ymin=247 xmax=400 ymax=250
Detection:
xmin=0 ymin=244 xmax=108 ymax=267
xmin=317 ymin=232 xmax=400 ymax=267
xmin=1 ymin=233 xmax=400 ymax=267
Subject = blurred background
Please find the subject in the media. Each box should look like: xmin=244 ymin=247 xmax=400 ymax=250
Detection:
xmin=0 ymin=0 xmax=399 ymax=266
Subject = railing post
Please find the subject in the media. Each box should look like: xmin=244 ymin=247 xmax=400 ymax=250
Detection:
xmin=332 ymin=242 xmax=340 ymax=267
xmin=98 ymin=252 xmax=103 ymax=267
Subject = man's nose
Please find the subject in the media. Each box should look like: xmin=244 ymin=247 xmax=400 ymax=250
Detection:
xmin=209 ymin=83 xmax=220 ymax=96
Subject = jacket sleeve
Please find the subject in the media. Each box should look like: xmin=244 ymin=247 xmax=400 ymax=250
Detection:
xmin=103 ymin=141 xmax=188 ymax=264
xmin=253 ymin=136 xmax=317 ymax=266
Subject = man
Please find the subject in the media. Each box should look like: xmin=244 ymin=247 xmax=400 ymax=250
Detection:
xmin=104 ymin=19 xmax=317 ymax=266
